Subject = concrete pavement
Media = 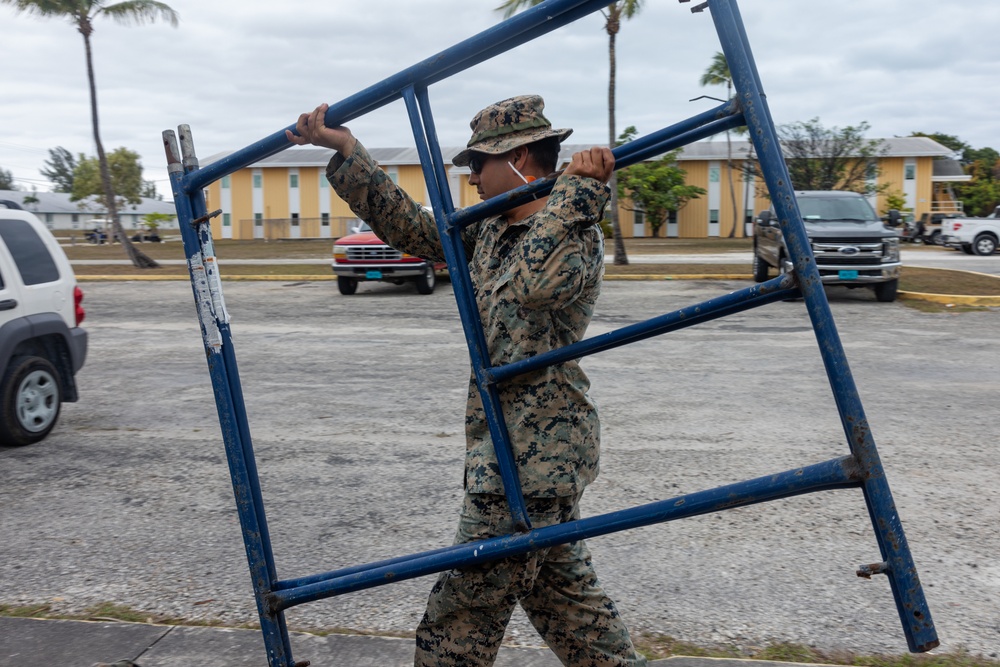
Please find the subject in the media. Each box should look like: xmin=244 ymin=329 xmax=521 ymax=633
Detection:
xmin=0 ymin=615 xmax=838 ymax=667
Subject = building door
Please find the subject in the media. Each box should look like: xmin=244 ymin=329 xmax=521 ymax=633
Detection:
xmin=708 ymin=163 xmax=721 ymax=237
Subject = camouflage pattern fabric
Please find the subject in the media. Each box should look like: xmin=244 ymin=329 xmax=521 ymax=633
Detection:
xmin=451 ymin=94 xmax=572 ymax=167
xmin=414 ymin=492 xmax=646 ymax=667
xmin=328 ymin=142 xmax=607 ymax=498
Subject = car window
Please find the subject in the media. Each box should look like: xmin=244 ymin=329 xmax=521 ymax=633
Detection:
xmin=798 ymin=197 xmax=878 ymax=222
xmin=0 ymin=218 xmax=60 ymax=285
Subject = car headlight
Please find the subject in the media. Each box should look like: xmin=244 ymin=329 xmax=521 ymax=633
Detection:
xmin=332 ymin=246 xmax=348 ymax=260
xmin=883 ymin=237 xmax=900 ymax=262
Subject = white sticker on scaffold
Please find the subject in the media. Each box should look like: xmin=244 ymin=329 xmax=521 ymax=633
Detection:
xmin=189 ymin=253 xmax=223 ymax=352
xmin=202 ymin=254 xmax=230 ymax=324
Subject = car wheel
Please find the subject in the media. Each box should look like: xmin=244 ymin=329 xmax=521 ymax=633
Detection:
xmin=0 ymin=356 xmax=62 ymax=447
xmin=415 ymin=265 xmax=436 ymax=295
xmin=337 ymin=277 xmax=358 ymax=295
xmin=973 ymin=234 xmax=997 ymax=256
xmin=873 ymin=279 xmax=898 ymax=303
xmin=751 ymin=251 xmax=769 ymax=282
xmin=929 ymin=230 xmax=942 ymax=246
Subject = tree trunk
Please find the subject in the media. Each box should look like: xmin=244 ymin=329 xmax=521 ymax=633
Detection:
xmin=725 ymin=81 xmax=738 ymax=238
xmin=606 ymin=10 xmax=628 ymax=265
xmin=82 ymin=32 xmax=159 ymax=269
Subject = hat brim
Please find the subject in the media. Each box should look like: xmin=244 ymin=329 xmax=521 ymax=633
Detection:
xmin=452 ymin=127 xmax=572 ymax=167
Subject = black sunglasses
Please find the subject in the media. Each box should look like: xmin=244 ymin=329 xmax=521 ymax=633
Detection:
xmin=468 ymin=153 xmax=488 ymax=175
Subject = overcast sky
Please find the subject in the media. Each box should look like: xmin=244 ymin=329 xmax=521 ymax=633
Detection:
xmin=2 ymin=0 xmax=998 ymax=198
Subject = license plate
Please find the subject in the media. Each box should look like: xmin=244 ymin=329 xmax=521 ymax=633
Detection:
xmin=838 ymin=270 xmax=859 ymax=280
xmin=365 ymin=270 xmax=383 ymax=279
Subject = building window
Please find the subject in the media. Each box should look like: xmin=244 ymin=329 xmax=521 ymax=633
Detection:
xmin=291 ymin=212 xmax=299 ymax=226
xmin=745 ymin=208 xmax=755 ymax=225
xmin=710 ymin=209 xmax=720 ymax=224
xmin=221 ymin=175 xmax=231 ymax=189
xmin=709 ymin=167 xmax=720 ymax=183
xmin=387 ymin=166 xmax=399 ymax=184
xmin=319 ymin=173 xmax=328 ymax=188
xmin=253 ymin=174 xmax=262 ymax=189
xmin=321 ymin=213 xmax=330 ymax=227
xmin=289 ymin=174 xmax=299 ymax=188
xmin=223 ymin=213 xmax=231 ymax=227
xmin=45 ymin=213 xmax=53 ymax=223
xmin=254 ymin=213 xmax=263 ymax=226
xmin=905 ymin=164 xmax=916 ymax=180
xmin=866 ymin=160 xmax=878 ymax=181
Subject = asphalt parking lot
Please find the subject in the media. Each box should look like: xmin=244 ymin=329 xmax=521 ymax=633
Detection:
xmin=1 ymin=279 xmax=997 ymax=658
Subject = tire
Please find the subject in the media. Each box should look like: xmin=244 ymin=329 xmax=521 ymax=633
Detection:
xmin=929 ymin=230 xmax=942 ymax=246
xmin=414 ymin=265 xmax=436 ymax=295
xmin=962 ymin=243 xmax=975 ymax=255
xmin=0 ymin=356 xmax=62 ymax=447
xmin=751 ymin=250 xmax=769 ymax=282
xmin=873 ymin=278 xmax=898 ymax=303
xmin=973 ymin=234 xmax=997 ymax=256
xmin=337 ymin=277 xmax=358 ymax=295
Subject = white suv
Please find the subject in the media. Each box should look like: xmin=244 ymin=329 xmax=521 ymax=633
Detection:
xmin=0 ymin=200 xmax=87 ymax=446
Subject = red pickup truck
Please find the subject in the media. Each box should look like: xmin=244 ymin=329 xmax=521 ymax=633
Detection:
xmin=332 ymin=221 xmax=445 ymax=295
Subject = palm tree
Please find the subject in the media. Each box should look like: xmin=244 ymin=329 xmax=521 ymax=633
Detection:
xmin=699 ymin=51 xmax=741 ymax=238
xmin=496 ymin=0 xmax=644 ymax=265
xmin=2 ymin=0 xmax=178 ymax=268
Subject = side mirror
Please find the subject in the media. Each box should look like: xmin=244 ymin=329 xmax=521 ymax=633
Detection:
xmin=757 ymin=210 xmax=774 ymax=226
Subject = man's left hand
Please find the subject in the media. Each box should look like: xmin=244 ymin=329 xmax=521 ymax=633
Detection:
xmin=563 ymin=147 xmax=615 ymax=184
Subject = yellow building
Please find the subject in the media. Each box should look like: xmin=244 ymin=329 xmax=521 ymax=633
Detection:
xmin=203 ymin=136 xmax=957 ymax=241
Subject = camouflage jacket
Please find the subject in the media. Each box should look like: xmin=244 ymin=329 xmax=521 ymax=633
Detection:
xmin=327 ymin=142 xmax=607 ymax=497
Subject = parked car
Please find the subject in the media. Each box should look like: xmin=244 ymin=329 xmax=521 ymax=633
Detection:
xmin=940 ymin=206 xmax=1000 ymax=255
xmin=332 ymin=221 xmax=446 ymax=295
xmin=752 ymin=190 xmax=902 ymax=302
xmin=0 ymin=201 xmax=87 ymax=446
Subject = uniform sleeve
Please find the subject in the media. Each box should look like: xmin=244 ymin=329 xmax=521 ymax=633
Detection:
xmin=326 ymin=142 xmax=448 ymax=262
xmin=507 ymin=174 xmax=609 ymax=310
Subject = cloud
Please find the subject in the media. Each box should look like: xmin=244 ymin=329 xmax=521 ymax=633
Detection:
xmin=2 ymin=0 xmax=998 ymax=195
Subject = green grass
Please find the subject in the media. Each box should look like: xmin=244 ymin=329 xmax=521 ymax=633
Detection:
xmin=63 ymin=237 xmax=1000 ymax=298
xmin=633 ymin=635 xmax=1000 ymax=667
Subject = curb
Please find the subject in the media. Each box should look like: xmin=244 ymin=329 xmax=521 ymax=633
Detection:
xmin=75 ymin=273 xmax=1000 ymax=306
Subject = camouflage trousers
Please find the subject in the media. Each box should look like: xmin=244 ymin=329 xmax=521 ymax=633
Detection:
xmin=414 ymin=492 xmax=647 ymax=667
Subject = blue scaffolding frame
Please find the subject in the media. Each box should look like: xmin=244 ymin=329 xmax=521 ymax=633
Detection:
xmin=163 ymin=1 xmax=939 ymax=664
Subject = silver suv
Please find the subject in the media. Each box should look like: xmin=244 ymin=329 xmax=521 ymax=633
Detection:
xmin=0 ymin=201 xmax=87 ymax=446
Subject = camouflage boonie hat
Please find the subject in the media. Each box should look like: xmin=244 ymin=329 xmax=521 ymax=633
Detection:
xmin=452 ymin=95 xmax=572 ymax=167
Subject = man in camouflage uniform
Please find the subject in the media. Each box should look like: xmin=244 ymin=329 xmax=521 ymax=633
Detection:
xmin=288 ymin=95 xmax=646 ymax=667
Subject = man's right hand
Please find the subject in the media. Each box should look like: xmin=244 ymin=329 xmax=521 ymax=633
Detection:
xmin=285 ymin=103 xmax=358 ymax=156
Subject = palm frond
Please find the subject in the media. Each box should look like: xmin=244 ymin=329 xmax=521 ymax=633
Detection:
xmin=98 ymin=0 xmax=178 ymax=27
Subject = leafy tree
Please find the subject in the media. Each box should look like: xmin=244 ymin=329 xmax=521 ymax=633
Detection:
xmin=771 ymin=118 xmax=887 ymax=194
xmin=699 ymin=51 xmax=744 ymax=237
xmin=141 ymin=180 xmax=161 ymax=200
xmin=2 ymin=0 xmax=178 ymax=268
xmin=40 ymin=146 xmax=77 ymax=193
xmin=964 ymin=146 xmax=1000 ymax=170
xmin=882 ymin=189 xmax=909 ymax=217
xmin=497 ymin=0 xmax=644 ymax=264
xmin=141 ymin=211 xmax=172 ymax=232
xmin=616 ymin=137 xmax=706 ymax=237
xmin=957 ymin=159 xmax=1000 ymax=216
xmin=72 ymin=147 xmax=145 ymax=211
xmin=0 ymin=167 xmax=18 ymax=190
